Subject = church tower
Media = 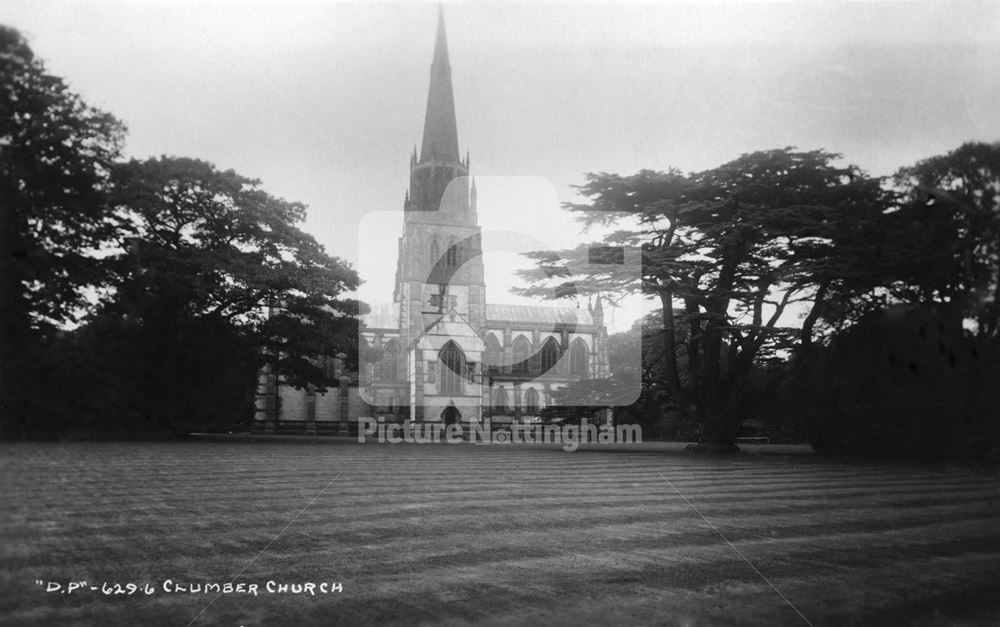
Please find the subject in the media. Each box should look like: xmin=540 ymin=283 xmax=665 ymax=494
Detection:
xmin=257 ymin=7 xmax=614 ymax=435
xmin=393 ymin=8 xmax=485 ymax=422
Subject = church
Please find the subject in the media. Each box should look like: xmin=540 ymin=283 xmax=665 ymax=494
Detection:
xmin=254 ymin=10 xmax=609 ymax=435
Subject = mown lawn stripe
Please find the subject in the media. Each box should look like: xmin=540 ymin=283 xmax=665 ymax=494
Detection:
xmin=2 ymin=441 xmax=998 ymax=626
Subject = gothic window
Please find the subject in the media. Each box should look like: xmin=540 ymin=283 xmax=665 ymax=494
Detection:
xmin=512 ymin=335 xmax=531 ymax=375
xmin=430 ymin=238 xmax=441 ymax=267
xmin=445 ymin=239 xmax=459 ymax=267
xmin=524 ymin=388 xmax=540 ymax=415
xmin=323 ymin=355 xmax=339 ymax=380
xmin=540 ymin=337 xmax=560 ymax=374
xmin=492 ymin=386 xmax=509 ymax=414
xmin=570 ymin=338 xmax=589 ymax=377
xmin=439 ymin=341 xmax=466 ymax=395
xmin=380 ymin=341 xmax=399 ymax=382
xmin=484 ymin=334 xmax=502 ymax=375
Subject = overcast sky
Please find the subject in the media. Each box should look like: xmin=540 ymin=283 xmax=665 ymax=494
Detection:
xmin=6 ymin=1 xmax=999 ymax=330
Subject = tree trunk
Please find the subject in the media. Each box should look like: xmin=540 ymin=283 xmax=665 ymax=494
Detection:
xmin=0 ymin=188 xmax=33 ymax=438
xmin=702 ymin=255 xmax=739 ymax=444
xmin=800 ymin=280 xmax=829 ymax=350
xmin=684 ymin=296 xmax=702 ymax=422
xmin=658 ymin=286 xmax=684 ymax=403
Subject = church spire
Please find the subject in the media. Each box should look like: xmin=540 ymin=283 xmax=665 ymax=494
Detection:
xmin=419 ymin=6 xmax=460 ymax=165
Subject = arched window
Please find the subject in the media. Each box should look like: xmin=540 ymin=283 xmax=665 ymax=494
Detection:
xmin=445 ymin=238 xmax=459 ymax=267
xmin=359 ymin=336 xmax=373 ymax=382
xmin=430 ymin=238 xmax=441 ymax=267
xmin=512 ymin=335 xmax=531 ymax=375
xmin=380 ymin=340 xmax=400 ymax=382
xmin=492 ymin=386 xmax=509 ymax=414
xmin=524 ymin=388 xmax=540 ymax=415
xmin=438 ymin=341 xmax=466 ymax=395
xmin=540 ymin=337 xmax=560 ymax=374
xmin=484 ymin=334 xmax=502 ymax=375
xmin=570 ymin=338 xmax=589 ymax=377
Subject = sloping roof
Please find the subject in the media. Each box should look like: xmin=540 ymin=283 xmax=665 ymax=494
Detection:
xmin=486 ymin=303 xmax=593 ymax=326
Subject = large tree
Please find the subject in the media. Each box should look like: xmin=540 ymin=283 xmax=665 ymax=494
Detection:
xmin=782 ymin=143 xmax=1000 ymax=463
xmin=520 ymin=148 xmax=887 ymax=445
xmin=105 ymin=156 xmax=362 ymax=391
xmin=1 ymin=26 xmax=124 ymax=435
xmin=1 ymin=28 xmax=364 ymax=438
xmin=0 ymin=27 xmax=125 ymax=332
xmin=888 ymin=142 xmax=1000 ymax=335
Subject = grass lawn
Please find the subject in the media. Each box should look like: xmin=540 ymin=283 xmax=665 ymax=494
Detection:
xmin=2 ymin=440 xmax=999 ymax=626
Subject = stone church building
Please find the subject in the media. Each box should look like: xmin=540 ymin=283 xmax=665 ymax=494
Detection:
xmin=254 ymin=10 xmax=609 ymax=434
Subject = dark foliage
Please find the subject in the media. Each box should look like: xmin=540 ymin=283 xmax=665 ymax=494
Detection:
xmin=789 ymin=306 xmax=1000 ymax=463
xmin=524 ymin=142 xmax=998 ymax=459
xmin=10 ymin=316 xmax=257 ymax=439
xmin=520 ymin=149 xmax=887 ymax=445
xmin=0 ymin=27 xmax=125 ymax=333
xmin=1 ymin=26 xmax=124 ymax=437
xmin=1 ymin=30 xmax=359 ymax=439
xmin=105 ymin=156 xmax=361 ymax=392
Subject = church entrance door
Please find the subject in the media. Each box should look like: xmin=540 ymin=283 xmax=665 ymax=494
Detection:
xmin=441 ymin=406 xmax=461 ymax=426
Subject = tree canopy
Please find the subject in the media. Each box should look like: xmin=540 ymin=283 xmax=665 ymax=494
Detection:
xmin=1 ymin=28 xmax=361 ymax=437
xmin=105 ymin=157 xmax=362 ymax=389
xmin=520 ymin=148 xmax=890 ymax=444
xmin=1 ymin=25 xmax=124 ymax=335
xmin=523 ymin=142 xmax=1000 ymax=458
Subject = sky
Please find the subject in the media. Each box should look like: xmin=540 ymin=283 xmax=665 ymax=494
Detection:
xmin=6 ymin=0 xmax=1000 ymax=331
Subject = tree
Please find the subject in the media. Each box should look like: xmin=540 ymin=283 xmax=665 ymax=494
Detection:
xmin=106 ymin=156 xmax=362 ymax=375
xmin=0 ymin=27 xmax=125 ymax=332
xmin=783 ymin=143 xmax=1000 ymax=463
xmin=1 ymin=26 xmax=124 ymax=436
xmin=520 ymin=149 xmax=887 ymax=445
xmin=537 ymin=308 xmax=703 ymax=440
xmin=888 ymin=142 xmax=1000 ymax=335
xmin=787 ymin=306 xmax=1000 ymax=463
xmin=91 ymin=156 xmax=362 ymax=433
